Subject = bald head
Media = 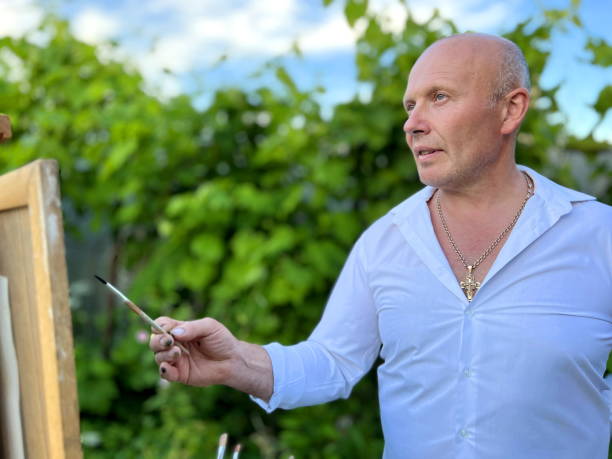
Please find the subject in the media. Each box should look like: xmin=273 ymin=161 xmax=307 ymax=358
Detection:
xmin=419 ymin=33 xmax=530 ymax=105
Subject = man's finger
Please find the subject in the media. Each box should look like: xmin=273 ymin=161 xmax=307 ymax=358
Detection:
xmin=159 ymin=362 xmax=180 ymax=382
xmin=154 ymin=347 xmax=181 ymax=365
xmin=149 ymin=331 xmax=175 ymax=351
xmin=170 ymin=317 xmax=220 ymax=341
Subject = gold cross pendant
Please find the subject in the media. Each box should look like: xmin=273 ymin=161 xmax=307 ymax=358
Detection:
xmin=460 ymin=265 xmax=480 ymax=302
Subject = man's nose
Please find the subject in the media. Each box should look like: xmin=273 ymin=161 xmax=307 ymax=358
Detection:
xmin=403 ymin=107 xmax=429 ymax=136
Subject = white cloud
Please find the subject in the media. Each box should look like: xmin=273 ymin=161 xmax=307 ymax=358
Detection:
xmin=298 ymin=13 xmax=358 ymax=53
xmin=146 ymin=35 xmax=202 ymax=73
xmin=373 ymin=0 xmax=409 ymax=35
xmin=115 ymin=0 xmax=304 ymax=88
xmin=71 ymin=8 xmax=120 ymax=45
xmin=0 ymin=0 xmax=44 ymax=38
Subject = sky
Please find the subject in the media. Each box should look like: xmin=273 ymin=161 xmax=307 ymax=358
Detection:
xmin=2 ymin=0 xmax=612 ymax=142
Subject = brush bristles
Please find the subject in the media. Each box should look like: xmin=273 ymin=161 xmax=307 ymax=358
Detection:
xmin=94 ymin=274 xmax=107 ymax=284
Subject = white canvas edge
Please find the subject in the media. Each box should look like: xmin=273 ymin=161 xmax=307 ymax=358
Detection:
xmin=0 ymin=275 xmax=25 ymax=459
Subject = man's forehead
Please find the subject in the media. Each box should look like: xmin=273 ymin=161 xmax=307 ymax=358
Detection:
xmin=405 ymin=58 xmax=476 ymax=95
xmin=411 ymin=40 xmax=481 ymax=76
xmin=405 ymin=37 xmax=499 ymax=93
xmin=404 ymin=72 xmax=458 ymax=92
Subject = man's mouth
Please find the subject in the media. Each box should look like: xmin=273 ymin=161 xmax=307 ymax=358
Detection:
xmin=416 ymin=148 xmax=442 ymax=157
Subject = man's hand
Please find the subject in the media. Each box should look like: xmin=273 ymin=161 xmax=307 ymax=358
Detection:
xmin=149 ymin=316 xmax=273 ymax=402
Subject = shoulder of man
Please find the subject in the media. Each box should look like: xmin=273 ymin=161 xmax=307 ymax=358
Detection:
xmin=351 ymin=185 xmax=430 ymax=259
xmin=362 ymin=186 xmax=430 ymax=233
xmin=570 ymin=199 xmax=612 ymax=229
xmin=525 ymin=166 xmax=612 ymax=230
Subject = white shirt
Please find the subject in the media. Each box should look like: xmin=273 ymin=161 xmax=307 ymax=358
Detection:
xmin=253 ymin=166 xmax=612 ymax=459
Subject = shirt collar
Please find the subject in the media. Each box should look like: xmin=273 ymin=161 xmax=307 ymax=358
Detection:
xmin=390 ymin=165 xmax=596 ymax=225
xmin=388 ymin=165 xmax=597 ymax=304
xmin=518 ymin=165 xmax=595 ymax=211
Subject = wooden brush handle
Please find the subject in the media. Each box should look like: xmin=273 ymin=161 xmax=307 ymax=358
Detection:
xmin=0 ymin=114 xmax=11 ymax=142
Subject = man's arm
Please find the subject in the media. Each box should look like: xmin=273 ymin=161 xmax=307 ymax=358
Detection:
xmin=150 ymin=235 xmax=381 ymax=409
xmin=253 ymin=235 xmax=381 ymax=411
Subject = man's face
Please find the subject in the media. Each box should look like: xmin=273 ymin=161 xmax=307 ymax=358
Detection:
xmin=402 ymin=38 xmax=506 ymax=190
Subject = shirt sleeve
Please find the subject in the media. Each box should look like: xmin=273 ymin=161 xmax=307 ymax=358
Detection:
xmin=251 ymin=236 xmax=381 ymax=412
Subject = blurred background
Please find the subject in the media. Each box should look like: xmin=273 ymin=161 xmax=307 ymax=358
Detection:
xmin=1 ymin=0 xmax=611 ymax=457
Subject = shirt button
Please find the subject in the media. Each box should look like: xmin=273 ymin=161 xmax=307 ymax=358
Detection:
xmin=464 ymin=307 xmax=475 ymax=317
xmin=460 ymin=429 xmax=470 ymax=438
xmin=463 ymin=368 xmax=472 ymax=377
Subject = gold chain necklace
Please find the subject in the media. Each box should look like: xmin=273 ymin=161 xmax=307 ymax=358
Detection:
xmin=436 ymin=171 xmax=533 ymax=301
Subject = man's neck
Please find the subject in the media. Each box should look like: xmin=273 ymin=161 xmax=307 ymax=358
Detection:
xmin=435 ymin=165 xmax=527 ymax=218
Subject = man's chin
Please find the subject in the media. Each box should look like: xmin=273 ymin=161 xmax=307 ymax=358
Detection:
xmin=416 ymin=168 xmax=446 ymax=188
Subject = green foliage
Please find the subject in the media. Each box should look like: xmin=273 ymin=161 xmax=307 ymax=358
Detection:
xmin=594 ymin=85 xmax=612 ymax=118
xmin=344 ymin=0 xmax=369 ymax=27
xmin=588 ymin=37 xmax=612 ymax=66
xmin=0 ymin=3 xmax=610 ymax=458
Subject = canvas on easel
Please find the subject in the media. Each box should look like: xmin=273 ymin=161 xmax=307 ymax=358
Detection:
xmin=0 ymin=160 xmax=81 ymax=458
xmin=0 ymin=275 xmax=25 ymax=459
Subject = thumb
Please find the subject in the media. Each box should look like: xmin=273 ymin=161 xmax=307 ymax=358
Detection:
xmin=169 ymin=317 xmax=220 ymax=342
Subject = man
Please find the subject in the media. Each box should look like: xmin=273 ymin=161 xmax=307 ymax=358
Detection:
xmin=150 ymin=33 xmax=612 ymax=458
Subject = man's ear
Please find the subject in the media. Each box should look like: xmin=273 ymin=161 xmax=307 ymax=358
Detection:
xmin=500 ymin=88 xmax=529 ymax=135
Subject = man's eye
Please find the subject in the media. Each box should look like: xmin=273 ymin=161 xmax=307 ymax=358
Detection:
xmin=434 ymin=93 xmax=447 ymax=102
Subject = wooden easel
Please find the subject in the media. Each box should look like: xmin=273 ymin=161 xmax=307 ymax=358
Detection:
xmin=0 ymin=115 xmax=82 ymax=458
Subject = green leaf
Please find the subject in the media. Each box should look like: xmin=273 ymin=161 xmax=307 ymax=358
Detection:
xmin=190 ymin=233 xmax=224 ymax=263
xmin=344 ymin=0 xmax=368 ymax=27
xmin=99 ymin=139 xmax=137 ymax=180
xmin=587 ymin=38 xmax=612 ymax=67
xmin=275 ymin=66 xmax=298 ymax=94
xmin=593 ymin=85 xmax=612 ymax=117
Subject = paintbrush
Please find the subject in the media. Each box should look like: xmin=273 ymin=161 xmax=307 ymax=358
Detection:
xmin=216 ymin=433 xmax=228 ymax=459
xmin=94 ymin=275 xmax=190 ymax=355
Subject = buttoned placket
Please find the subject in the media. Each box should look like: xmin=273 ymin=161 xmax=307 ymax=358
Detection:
xmin=395 ymin=192 xmax=483 ymax=456
xmin=455 ymin=294 xmax=477 ymax=456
